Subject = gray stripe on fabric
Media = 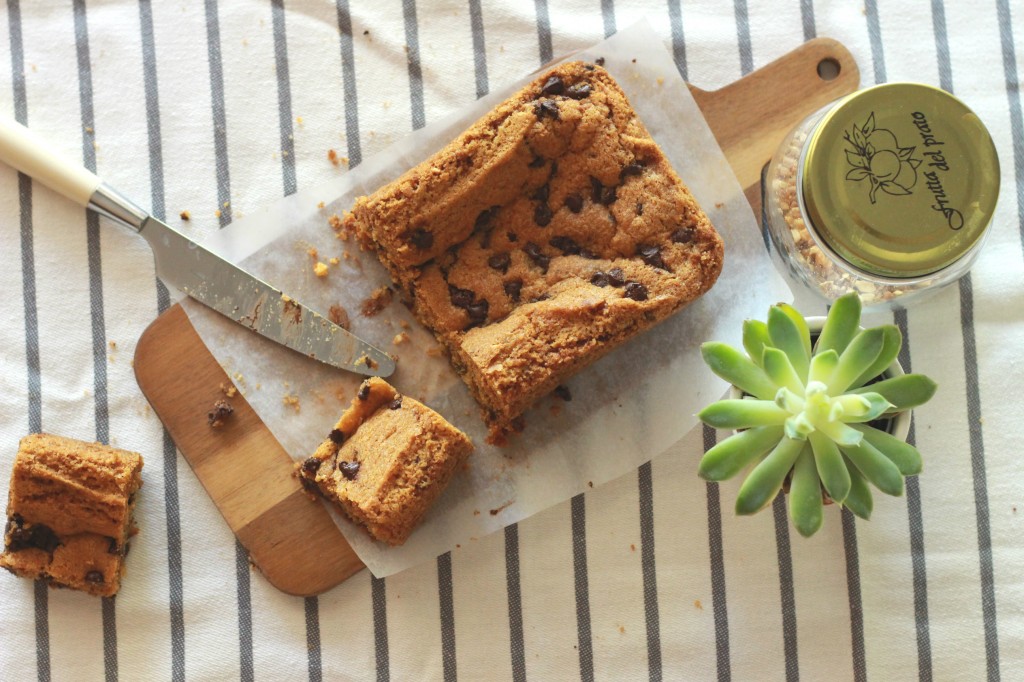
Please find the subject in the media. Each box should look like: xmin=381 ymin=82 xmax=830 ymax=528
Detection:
xmin=638 ymin=462 xmax=662 ymax=681
xmin=703 ymin=426 xmax=730 ymax=682
xmin=372 ymin=576 xmax=390 ymax=682
xmin=402 ymin=0 xmax=425 ymax=131
xmin=335 ymin=0 xmax=362 ymax=168
xmin=996 ymin=0 xmax=1024 ymax=259
xmin=929 ymin=5 xmax=1001 ymax=675
xmin=534 ymin=0 xmax=553 ymax=64
xmin=800 ymin=0 xmax=816 ymax=41
xmin=204 ymin=0 xmax=232 ymax=226
xmin=667 ymin=0 xmax=688 ymax=81
xmin=894 ymin=310 xmax=933 ymax=681
xmin=137 ymin=1 xmax=186 ymax=673
xmin=7 ymin=2 xmax=48 ymax=678
xmin=73 ymin=3 xmax=117 ymax=679
xmin=305 ymin=597 xmax=322 ymax=682
xmin=732 ymin=0 xmax=753 ymax=76
xmin=504 ymin=525 xmax=526 ymax=682
xmin=438 ymin=552 xmax=457 ymax=681
xmin=863 ymin=0 xmax=886 ymax=84
xmin=468 ymin=0 xmax=488 ymax=100
xmin=271 ymin=0 xmax=296 ymax=196
xmin=771 ymin=496 xmax=798 ymax=682
xmin=840 ymin=509 xmax=866 ymax=682
xmin=571 ymin=494 xmax=594 ymax=682
xmin=601 ymin=0 xmax=616 ymax=38
xmin=235 ymin=540 xmax=254 ymax=681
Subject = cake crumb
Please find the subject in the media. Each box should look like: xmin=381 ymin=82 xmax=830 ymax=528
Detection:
xmin=361 ymin=286 xmax=393 ymax=317
xmin=307 ymin=247 xmax=318 ymax=259
xmin=219 ymin=382 xmax=238 ymax=398
xmin=282 ymin=394 xmax=301 ymax=413
xmin=328 ymin=304 xmax=351 ymax=329
xmin=296 ymin=116 xmax=304 ymax=126
xmin=399 ymin=320 xmax=410 ymax=329
xmin=426 ymin=346 xmax=443 ymax=358
xmin=317 ymin=201 xmax=325 ymax=209
xmin=630 ymin=544 xmax=636 ymax=552
xmin=329 ymin=257 xmax=340 ymax=266
xmin=619 ymin=626 xmax=626 ymax=634
xmin=694 ymin=599 xmax=703 ymax=610
xmin=489 ymin=500 xmax=513 ymax=516
xmin=208 ymin=400 xmax=234 ymax=428
xmin=214 ymin=209 xmax=221 ymax=218
xmin=473 ymin=510 xmax=480 ymax=516
xmin=356 ymin=354 xmax=379 ymax=370
xmin=392 ymin=332 xmax=409 ymax=345
xmin=656 ymin=76 xmax=664 ymax=86
xmin=313 ymin=262 xmax=329 ymax=278
xmin=328 ymin=149 xmax=340 ymax=166
xmin=179 ymin=210 xmax=191 ymax=221
xmin=108 ymin=341 xmax=117 ymax=351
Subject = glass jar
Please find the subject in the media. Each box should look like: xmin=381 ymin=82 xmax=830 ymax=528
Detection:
xmin=763 ymin=83 xmax=999 ymax=309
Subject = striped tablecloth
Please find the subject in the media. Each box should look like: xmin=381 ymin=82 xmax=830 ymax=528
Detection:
xmin=0 ymin=1 xmax=1020 ymax=680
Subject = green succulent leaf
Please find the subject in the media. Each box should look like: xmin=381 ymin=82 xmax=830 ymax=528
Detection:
xmin=699 ymin=426 xmax=785 ymax=481
xmin=698 ymin=399 xmax=790 ymax=430
xmin=809 ymin=430 xmax=851 ymax=504
xmin=852 ymin=424 xmax=923 ymax=475
xmin=768 ymin=306 xmax=810 ymax=382
xmin=850 ymin=373 xmax=938 ymax=411
xmin=829 ymin=328 xmax=885 ymax=394
xmin=735 ymin=437 xmax=805 ymax=515
xmin=808 ymin=349 xmax=840 ymax=385
xmin=840 ymin=439 xmax=905 ymax=497
xmin=743 ymin=320 xmax=772 ymax=368
xmin=701 ymin=342 xmax=778 ymax=401
xmin=850 ymin=325 xmax=902 ymax=389
xmin=763 ymin=347 xmax=805 ymax=395
xmin=830 ymin=392 xmax=894 ymax=423
xmin=790 ymin=446 xmax=824 ymax=537
xmin=816 ymin=292 xmax=862 ymax=355
xmin=842 ymin=460 xmax=874 ymax=520
xmin=816 ymin=418 xmax=864 ymax=447
xmin=776 ymin=303 xmax=812 ymax=358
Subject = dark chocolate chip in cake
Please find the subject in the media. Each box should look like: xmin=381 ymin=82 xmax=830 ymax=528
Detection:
xmin=636 ymin=202 xmax=644 ymax=216
xmin=108 ymin=538 xmax=120 ymax=554
xmin=566 ymin=83 xmax=592 ymax=99
xmin=620 ymin=163 xmax=644 ymax=180
xmin=449 ymin=285 xmax=476 ymax=309
xmin=554 ymin=385 xmax=573 ymax=401
xmin=638 ymin=245 xmax=668 ymax=270
xmin=8 ymin=520 xmax=61 ymax=554
xmin=607 ymin=268 xmax=626 ymax=287
xmin=595 ymin=57 xmax=605 ymax=66
xmin=466 ymin=300 xmax=489 ymax=326
xmin=488 ymin=252 xmax=511 ymax=273
xmin=506 ymin=231 xmax=518 ymax=243
xmin=357 ymin=382 xmax=371 ymax=401
xmin=503 ymin=279 xmax=523 ymax=302
xmin=550 ymin=236 xmax=581 ymax=255
xmin=409 ymin=228 xmax=433 ymax=250
xmin=339 ymin=461 xmax=360 ymax=480
xmin=328 ymin=429 xmax=346 ymax=445
xmin=474 ymin=206 xmax=500 ymax=231
xmin=624 ymin=282 xmax=649 ymax=301
xmin=534 ymin=203 xmax=553 ymax=227
xmin=671 ymin=227 xmax=696 ymax=243
xmin=590 ymin=271 xmax=611 ymax=287
xmin=590 ymin=177 xmax=604 ymax=203
xmin=565 ymin=194 xmax=583 ymax=213
xmin=540 ymin=75 xmax=565 ymax=96
xmin=600 ymin=185 xmax=617 ymax=205
xmin=579 ymin=248 xmax=599 ymax=260
xmin=528 ymin=156 xmax=547 ymax=168
xmin=389 ymin=396 xmax=403 ymax=410
xmin=533 ymin=100 xmax=560 ymax=119
xmin=523 ymin=242 xmax=550 ymax=273
xmin=301 ymin=457 xmax=322 ymax=476
xmin=85 ymin=570 xmax=104 ymax=584
xmin=584 ymin=63 xmax=596 ymax=71
xmin=531 ymin=184 xmax=550 ymax=202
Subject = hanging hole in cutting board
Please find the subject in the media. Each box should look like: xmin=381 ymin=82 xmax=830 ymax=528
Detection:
xmin=817 ymin=57 xmax=841 ymax=81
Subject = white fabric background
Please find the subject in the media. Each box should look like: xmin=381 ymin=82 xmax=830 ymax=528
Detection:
xmin=0 ymin=1 xmax=1021 ymax=680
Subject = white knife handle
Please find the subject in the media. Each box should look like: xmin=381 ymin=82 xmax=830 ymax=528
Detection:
xmin=0 ymin=115 xmax=100 ymax=206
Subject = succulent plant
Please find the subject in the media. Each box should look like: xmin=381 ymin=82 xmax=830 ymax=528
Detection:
xmin=697 ymin=293 xmax=937 ymax=537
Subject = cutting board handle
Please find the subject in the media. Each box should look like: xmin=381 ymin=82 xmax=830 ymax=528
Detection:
xmin=691 ymin=37 xmax=861 ymax=199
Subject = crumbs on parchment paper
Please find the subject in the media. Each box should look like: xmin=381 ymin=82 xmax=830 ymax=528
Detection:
xmin=361 ymin=286 xmax=393 ymax=317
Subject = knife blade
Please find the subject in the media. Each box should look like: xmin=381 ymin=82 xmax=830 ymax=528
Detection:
xmin=0 ymin=115 xmax=394 ymax=377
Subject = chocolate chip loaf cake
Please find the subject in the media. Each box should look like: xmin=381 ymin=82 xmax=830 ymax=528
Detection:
xmin=298 ymin=378 xmax=473 ymax=546
xmin=346 ymin=61 xmax=724 ymax=442
xmin=1 ymin=434 xmax=144 ymax=597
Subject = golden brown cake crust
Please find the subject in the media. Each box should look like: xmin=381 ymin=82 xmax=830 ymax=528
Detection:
xmin=1 ymin=434 xmax=144 ymax=597
xmin=297 ymin=378 xmax=473 ymax=546
xmin=346 ymin=61 xmax=724 ymax=442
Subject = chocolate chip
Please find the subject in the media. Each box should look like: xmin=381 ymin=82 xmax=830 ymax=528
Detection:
xmin=466 ymin=300 xmax=489 ymax=326
xmin=638 ymin=244 xmax=667 ymax=270
xmin=409 ymin=228 xmax=433 ymax=249
xmin=554 ymin=385 xmax=573 ymax=401
xmin=533 ymin=100 xmax=559 ymax=120
xmin=549 ymin=161 xmax=558 ymax=176
xmin=595 ymin=57 xmax=605 ymax=66
xmin=579 ymin=248 xmax=599 ymax=260
xmin=108 ymin=538 xmax=120 ymax=554
xmin=339 ymin=461 xmax=360 ymax=480
xmin=328 ymin=429 xmax=345 ymax=445
xmin=449 ymin=285 xmax=476 ymax=309
xmin=357 ymin=383 xmax=370 ymax=400
xmin=8 ymin=522 xmax=61 ymax=554
xmin=624 ymin=282 xmax=649 ymax=301
xmin=540 ymin=75 xmax=564 ymax=96
xmin=608 ymin=268 xmax=626 ymax=287
xmin=671 ymin=227 xmax=696 ymax=243
xmin=565 ymin=194 xmax=583 ymax=213
xmin=207 ymin=399 xmax=233 ymax=428
xmin=531 ymin=184 xmax=550 ymax=202
xmin=590 ymin=271 xmax=610 ymax=287
xmin=85 ymin=570 xmax=104 ymax=584
xmin=636 ymin=202 xmax=644 ymax=216
xmin=488 ymin=252 xmax=511 ymax=273
xmin=620 ymin=163 xmax=644 ymax=180
xmin=503 ymin=279 xmax=523 ymax=302
xmin=566 ymin=83 xmax=592 ymax=99
xmin=528 ymin=156 xmax=547 ymax=168
xmin=590 ymin=177 xmax=604 ymax=203
xmin=506 ymin=231 xmax=518 ymax=243
xmin=534 ymin=203 xmax=552 ymax=227
xmin=550 ymin=236 xmax=581 ymax=255
xmin=523 ymin=242 xmax=550 ymax=272
xmin=474 ymin=206 xmax=500 ymax=231
xmin=600 ymin=185 xmax=617 ymax=205
xmin=584 ymin=64 xmax=596 ymax=71
xmin=302 ymin=457 xmax=322 ymax=476
xmin=389 ymin=396 xmax=403 ymax=410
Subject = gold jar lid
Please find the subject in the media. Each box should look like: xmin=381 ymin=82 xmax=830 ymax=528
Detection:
xmin=800 ymin=83 xmax=999 ymax=278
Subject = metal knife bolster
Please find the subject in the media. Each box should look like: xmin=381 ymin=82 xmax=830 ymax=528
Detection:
xmin=89 ymin=183 xmax=147 ymax=231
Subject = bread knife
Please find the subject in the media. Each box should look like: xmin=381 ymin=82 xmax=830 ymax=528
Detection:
xmin=0 ymin=116 xmax=395 ymax=378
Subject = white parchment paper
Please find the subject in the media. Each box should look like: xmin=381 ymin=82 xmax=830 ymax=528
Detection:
xmin=184 ymin=20 xmax=792 ymax=577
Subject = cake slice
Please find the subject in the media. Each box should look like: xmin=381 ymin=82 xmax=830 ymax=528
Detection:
xmin=1 ymin=434 xmax=144 ymax=597
xmin=298 ymin=378 xmax=473 ymax=546
xmin=346 ymin=61 xmax=724 ymax=442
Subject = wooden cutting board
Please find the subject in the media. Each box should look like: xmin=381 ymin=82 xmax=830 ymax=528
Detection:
xmin=134 ymin=38 xmax=859 ymax=596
